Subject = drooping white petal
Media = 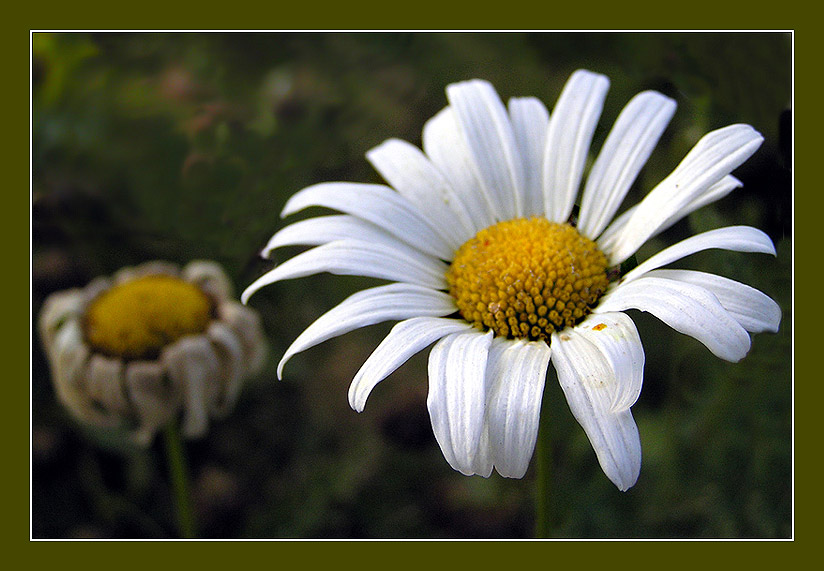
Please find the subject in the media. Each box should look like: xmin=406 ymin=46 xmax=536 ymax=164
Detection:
xmin=578 ymin=90 xmax=677 ymax=239
xmin=38 ymin=289 xmax=86 ymax=362
xmin=278 ymin=283 xmax=458 ymax=379
xmin=446 ymin=80 xmax=526 ymax=219
xmin=605 ymin=124 xmax=764 ymax=264
xmin=484 ymin=338 xmax=552 ymax=478
xmin=543 ymin=69 xmax=610 ymax=224
xmin=645 ymin=269 xmax=782 ymax=333
xmin=49 ymin=320 xmax=101 ymax=425
xmin=427 ymin=330 xmax=494 ymax=476
xmin=596 ymin=276 xmax=752 ymax=362
xmin=508 ymin=96 xmax=550 ymax=217
xmin=281 ymin=182 xmax=455 ymax=260
xmin=598 ymin=175 xmax=742 ymax=255
xmin=125 ymin=360 xmax=178 ymax=446
xmin=85 ymin=354 xmax=129 ymax=416
xmin=349 ymin=316 xmax=475 ymax=412
xmin=366 ymin=138 xmax=475 ymax=247
xmin=422 ymin=106 xmax=496 ymax=230
xmin=622 ymin=225 xmax=776 ymax=284
xmin=242 ymin=239 xmax=449 ymax=303
xmin=551 ymin=329 xmax=642 ymax=491
xmin=162 ymin=336 xmax=221 ymax=438
xmin=182 ymin=260 xmax=234 ymax=300
xmin=261 ymin=215 xmax=398 ymax=258
xmin=206 ymin=321 xmax=246 ymax=416
xmin=571 ymin=312 xmax=645 ymax=413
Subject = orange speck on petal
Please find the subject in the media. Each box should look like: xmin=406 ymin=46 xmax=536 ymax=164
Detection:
xmin=592 ymin=323 xmax=607 ymax=331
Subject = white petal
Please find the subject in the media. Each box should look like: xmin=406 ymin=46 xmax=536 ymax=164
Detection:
xmin=622 ymin=225 xmax=776 ymax=284
xmin=645 ymin=269 xmax=781 ymax=333
xmin=447 ymin=80 xmax=525 ymax=219
xmin=422 ymin=106 xmax=496 ymax=230
xmin=571 ymin=312 xmax=645 ymax=413
xmin=349 ymin=316 xmax=475 ymax=412
xmin=508 ymin=96 xmax=550 ymax=217
xmin=427 ymin=330 xmax=494 ymax=476
xmin=38 ymin=289 xmax=86 ymax=361
xmin=182 ymin=260 xmax=234 ymax=300
xmin=596 ymin=276 xmax=752 ymax=362
xmin=578 ymin=91 xmax=677 ymax=239
xmin=261 ymin=215 xmax=397 ymax=258
xmin=551 ymin=329 xmax=642 ymax=491
xmin=217 ymin=301 xmax=268 ymax=373
xmin=162 ymin=336 xmax=221 ymax=439
xmin=605 ymin=124 xmax=764 ymax=264
xmin=598 ymin=175 xmax=742 ymax=255
xmin=206 ymin=321 xmax=246 ymax=416
xmin=85 ymin=354 xmax=129 ymax=416
xmin=278 ymin=283 xmax=457 ymax=379
xmin=281 ymin=182 xmax=454 ymax=260
xmin=125 ymin=360 xmax=178 ymax=446
xmin=242 ymin=238 xmax=449 ymax=303
xmin=366 ymin=138 xmax=475 ymax=246
xmin=49 ymin=320 xmax=101 ymax=425
xmin=543 ymin=70 xmax=610 ymax=223
xmin=484 ymin=338 xmax=552 ymax=478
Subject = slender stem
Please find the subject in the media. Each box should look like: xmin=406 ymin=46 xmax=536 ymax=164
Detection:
xmin=163 ymin=420 xmax=197 ymax=539
xmin=534 ymin=397 xmax=552 ymax=539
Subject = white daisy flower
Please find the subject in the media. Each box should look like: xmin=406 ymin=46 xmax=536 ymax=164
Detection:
xmin=39 ymin=260 xmax=267 ymax=446
xmin=243 ymin=70 xmax=781 ymax=491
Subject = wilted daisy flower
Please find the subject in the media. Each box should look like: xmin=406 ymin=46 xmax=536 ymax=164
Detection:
xmin=243 ymin=70 xmax=781 ymax=491
xmin=39 ymin=260 xmax=267 ymax=446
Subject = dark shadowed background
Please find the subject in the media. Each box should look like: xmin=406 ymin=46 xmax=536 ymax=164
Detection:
xmin=31 ymin=31 xmax=792 ymax=539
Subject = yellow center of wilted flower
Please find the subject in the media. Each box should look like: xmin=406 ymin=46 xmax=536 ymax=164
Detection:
xmin=446 ymin=217 xmax=610 ymax=341
xmin=85 ymin=275 xmax=213 ymax=360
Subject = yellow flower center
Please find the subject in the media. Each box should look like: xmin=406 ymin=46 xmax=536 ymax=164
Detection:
xmin=85 ymin=275 xmax=213 ymax=360
xmin=446 ymin=217 xmax=610 ymax=341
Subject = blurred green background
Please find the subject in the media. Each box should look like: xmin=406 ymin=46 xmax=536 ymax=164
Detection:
xmin=31 ymin=31 xmax=792 ymax=539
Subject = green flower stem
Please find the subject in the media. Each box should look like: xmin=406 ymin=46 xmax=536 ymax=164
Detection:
xmin=534 ymin=396 xmax=552 ymax=539
xmin=163 ymin=420 xmax=197 ymax=539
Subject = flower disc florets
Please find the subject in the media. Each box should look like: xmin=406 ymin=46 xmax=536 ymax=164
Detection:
xmin=85 ymin=275 xmax=214 ymax=360
xmin=446 ymin=217 xmax=610 ymax=341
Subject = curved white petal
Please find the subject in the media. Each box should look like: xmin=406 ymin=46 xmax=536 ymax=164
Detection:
xmin=484 ymin=338 xmax=552 ymax=478
xmin=349 ymin=317 xmax=474 ymax=412
xmin=508 ymin=96 xmax=550 ymax=217
xmin=242 ymin=238 xmax=449 ymax=303
xmin=605 ymin=124 xmax=764 ymax=264
xmin=86 ymin=354 xmax=129 ymax=416
xmin=578 ymin=90 xmax=677 ymax=239
xmin=571 ymin=312 xmax=645 ymax=412
xmin=551 ymin=329 xmax=642 ymax=491
xmin=278 ymin=283 xmax=457 ymax=379
xmin=422 ymin=106 xmax=496 ymax=230
xmin=125 ymin=360 xmax=177 ymax=446
xmin=50 ymin=320 xmax=102 ymax=425
xmin=162 ymin=336 xmax=221 ymax=438
xmin=596 ymin=276 xmax=752 ymax=362
xmin=598 ymin=175 xmax=742 ymax=255
xmin=366 ymin=138 xmax=475 ymax=246
xmin=281 ymin=182 xmax=454 ymax=260
xmin=622 ymin=225 xmax=776 ymax=284
xmin=206 ymin=321 xmax=246 ymax=416
xmin=447 ymin=80 xmax=525 ymax=219
xmin=645 ymin=269 xmax=781 ymax=333
xmin=427 ymin=330 xmax=494 ymax=476
xmin=262 ymin=215 xmax=397 ymax=257
xmin=543 ymin=69 xmax=610 ymax=223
